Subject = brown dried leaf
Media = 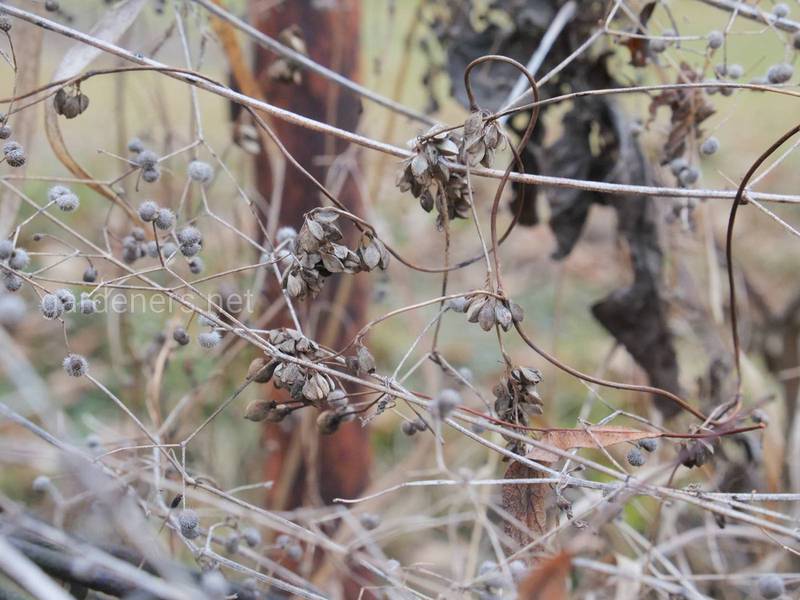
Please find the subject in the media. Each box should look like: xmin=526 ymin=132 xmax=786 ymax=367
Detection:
xmin=516 ymin=551 xmax=572 ymax=600
xmin=502 ymin=461 xmax=549 ymax=549
xmin=528 ymin=427 xmax=661 ymax=462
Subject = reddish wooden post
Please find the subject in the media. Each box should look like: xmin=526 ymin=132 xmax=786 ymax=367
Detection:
xmin=249 ymin=0 xmax=371 ymax=513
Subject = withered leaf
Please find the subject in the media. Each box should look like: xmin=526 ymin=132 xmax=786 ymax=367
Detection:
xmin=502 ymin=460 xmax=549 ymax=550
xmin=516 ymin=551 xmax=571 ymax=600
xmin=528 ymin=427 xmax=661 ymax=463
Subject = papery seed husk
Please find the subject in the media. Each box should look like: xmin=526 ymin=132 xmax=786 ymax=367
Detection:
xmin=410 ymin=153 xmax=429 ymax=178
xmin=307 ymin=219 xmax=325 ymax=241
xmin=467 ymin=297 xmax=486 ymax=323
xmin=494 ymin=303 xmax=513 ymax=331
xmin=508 ymin=301 xmax=524 ymax=323
xmin=478 ymin=299 xmax=496 ymax=331
xmin=244 ymin=400 xmax=273 ymax=422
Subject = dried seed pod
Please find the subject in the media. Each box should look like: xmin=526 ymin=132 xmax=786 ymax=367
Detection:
xmin=138 ymin=200 xmax=159 ymax=222
xmin=247 ymin=357 xmax=277 ymax=383
xmin=508 ymin=301 xmax=524 ymax=323
xmin=55 ymin=288 xmax=75 ymax=312
xmin=142 ymin=167 xmax=160 ymax=183
xmin=79 ymin=293 xmax=96 ymax=315
xmin=477 ymin=299 xmax=496 ymax=332
xmin=244 ymin=400 xmax=274 ymax=422
xmin=326 ymin=389 xmax=348 ymax=411
xmin=433 ymin=388 xmax=461 ymax=420
xmin=242 ymin=527 xmax=261 ymax=548
xmin=626 ymin=447 xmax=645 ymax=467
xmin=187 ymin=160 xmax=214 ymax=184
xmin=154 ymin=208 xmax=175 ymax=231
xmin=0 ymin=239 xmax=12 ymax=260
xmin=494 ymin=302 xmax=513 ymax=331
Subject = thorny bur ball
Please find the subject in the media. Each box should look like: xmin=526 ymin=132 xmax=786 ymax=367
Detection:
xmin=767 ymin=63 xmax=794 ymax=84
xmin=62 ymin=353 xmax=88 ymax=377
xmin=0 ymin=239 xmax=12 ymax=260
xmin=626 ymin=447 xmax=646 ymax=467
xmin=127 ymin=138 xmax=144 ymax=154
xmin=142 ymin=167 xmax=161 ymax=183
xmin=188 ymin=257 xmax=204 ymax=274
xmin=706 ymin=30 xmax=723 ymax=50
xmin=276 ymin=226 xmax=297 ymax=245
xmin=701 ymin=137 xmax=720 ymax=155
xmin=433 ymin=388 xmax=461 ymax=420
xmin=3 ymin=272 xmax=22 ymax=292
xmin=757 ymin=574 xmax=785 ymax=599
xmin=0 ymin=126 xmax=11 ymax=139
xmin=154 ymin=208 xmax=175 ymax=231
xmin=55 ymin=288 xmax=75 ymax=312
xmin=198 ymin=330 xmax=221 ymax=349
xmin=173 ymin=326 xmax=190 ymax=346
xmin=138 ymin=200 xmax=159 ymax=222
xmin=40 ymin=294 xmax=63 ymax=320
xmin=177 ymin=509 xmax=200 ymax=539
xmin=187 ymin=160 xmax=214 ymax=184
xmin=136 ymin=149 xmax=158 ymax=170
xmin=638 ymin=438 xmax=658 ymax=453
xmin=3 ymin=141 xmax=25 ymax=168
xmin=82 ymin=265 xmax=97 ymax=283
xmin=0 ymin=294 xmax=25 ymax=328
xmin=79 ymin=293 xmax=96 ymax=315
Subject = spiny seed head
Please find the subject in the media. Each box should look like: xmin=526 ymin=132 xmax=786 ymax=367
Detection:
xmin=32 ymin=475 xmax=51 ymax=493
xmin=0 ymin=294 xmax=25 ymax=328
xmin=0 ymin=126 xmax=11 ymax=139
xmin=177 ymin=226 xmax=202 ymax=246
xmin=3 ymin=272 xmax=22 ymax=292
xmin=161 ymin=242 xmax=178 ymax=258
xmin=54 ymin=192 xmax=79 ymax=212
xmin=3 ymin=140 xmax=20 ymax=155
xmin=626 ymin=447 xmax=645 ymax=467
xmin=9 ymin=248 xmax=29 ymax=270
xmin=6 ymin=148 xmax=25 ymax=167
xmin=757 ymin=574 xmax=785 ymax=599
xmin=638 ymin=438 xmax=658 ymax=452
xmin=198 ymin=330 xmax=221 ymax=349
xmin=188 ymin=257 xmax=204 ymax=274
xmin=145 ymin=241 xmax=159 ymax=258
xmin=433 ymin=388 xmax=461 ymax=419
xmin=154 ymin=208 xmax=175 ymax=231
xmin=276 ymin=226 xmax=297 ymax=245
xmin=138 ymin=200 xmax=159 ymax=222
xmin=173 ymin=326 xmax=190 ymax=346
xmin=678 ymin=166 xmax=699 ymax=186
xmin=0 ymin=239 xmax=12 ymax=259
xmin=773 ymin=3 xmax=789 ymax=18
xmin=187 ymin=160 xmax=214 ymax=184
xmin=136 ymin=149 xmax=158 ymax=169
xmin=701 ymin=137 xmax=720 ymax=155
xmin=669 ymin=157 xmax=688 ymax=176
xmin=180 ymin=242 xmax=201 ymax=257
xmin=707 ymin=30 xmax=723 ymax=49
xmin=41 ymin=294 xmax=63 ymax=319
xmin=131 ymin=227 xmax=145 ymax=242
xmin=141 ymin=167 xmax=160 ymax=183
xmin=47 ymin=185 xmax=70 ymax=203
xmin=79 ymin=293 xmax=96 ymax=315
xmin=178 ymin=509 xmax=200 ymax=538
xmin=0 ymin=16 xmax=11 ymax=32
xmin=55 ymin=288 xmax=75 ymax=311
xmin=242 ymin=527 xmax=261 ymax=548
xmin=401 ymin=420 xmax=417 ymax=436
xmin=727 ymin=64 xmax=743 ymax=79
xmin=62 ymin=353 xmax=88 ymax=377
xmin=127 ymin=138 xmax=144 ymax=154
xmin=767 ymin=63 xmax=794 ymax=84
xmin=82 ymin=265 xmax=97 ymax=282
xmin=359 ymin=512 xmax=380 ymax=530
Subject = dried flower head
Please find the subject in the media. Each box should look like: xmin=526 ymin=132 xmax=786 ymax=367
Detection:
xmin=63 ymin=353 xmax=88 ymax=377
xmin=173 ymin=326 xmax=190 ymax=346
xmin=187 ymin=160 xmax=214 ymax=184
xmin=138 ymin=200 xmax=159 ymax=222
xmin=40 ymin=294 xmax=63 ymax=320
xmin=79 ymin=293 xmax=96 ymax=315
xmin=178 ymin=509 xmax=200 ymax=539
xmin=55 ymin=288 xmax=75 ymax=312
xmin=198 ymin=330 xmax=221 ymax=349
xmin=8 ymin=247 xmax=29 ymax=271
xmin=154 ymin=208 xmax=175 ymax=231
xmin=0 ymin=239 xmax=13 ymax=260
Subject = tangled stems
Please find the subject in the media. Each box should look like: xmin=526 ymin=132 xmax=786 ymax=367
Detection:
xmin=463 ymin=55 xmax=540 ymax=293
